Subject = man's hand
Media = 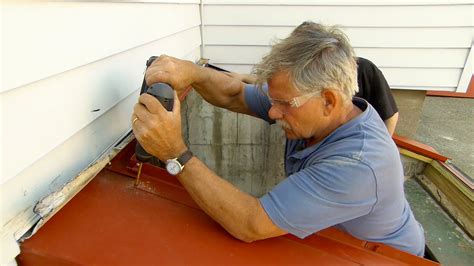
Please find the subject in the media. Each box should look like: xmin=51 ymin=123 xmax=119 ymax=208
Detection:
xmin=132 ymin=91 xmax=187 ymax=161
xmin=145 ymin=55 xmax=198 ymax=97
xmin=145 ymin=54 xmax=254 ymax=117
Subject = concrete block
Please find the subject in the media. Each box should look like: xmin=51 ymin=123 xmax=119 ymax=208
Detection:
xmin=211 ymin=108 xmax=238 ymax=145
xmin=260 ymin=142 xmax=286 ymax=195
xmin=189 ymin=144 xmax=217 ymax=170
xmin=186 ymin=91 xmax=214 ymax=144
xmin=236 ymin=114 xmax=269 ymax=144
xmin=185 ymin=91 xmax=238 ymax=145
xmin=400 ymin=154 xmax=427 ymax=180
xmin=269 ymin=125 xmax=286 ymax=145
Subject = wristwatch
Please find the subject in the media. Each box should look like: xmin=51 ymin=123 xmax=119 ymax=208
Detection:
xmin=165 ymin=150 xmax=193 ymax=176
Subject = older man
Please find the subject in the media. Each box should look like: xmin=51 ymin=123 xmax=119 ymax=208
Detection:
xmin=132 ymin=22 xmax=425 ymax=256
xmin=228 ymin=58 xmax=399 ymax=135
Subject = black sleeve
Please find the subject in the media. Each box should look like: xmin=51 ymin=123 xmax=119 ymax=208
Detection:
xmin=355 ymin=57 xmax=398 ymax=120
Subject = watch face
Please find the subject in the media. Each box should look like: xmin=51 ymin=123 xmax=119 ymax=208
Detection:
xmin=166 ymin=160 xmax=182 ymax=175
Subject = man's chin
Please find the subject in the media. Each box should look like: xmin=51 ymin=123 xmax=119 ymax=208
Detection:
xmin=283 ymin=128 xmax=297 ymax=139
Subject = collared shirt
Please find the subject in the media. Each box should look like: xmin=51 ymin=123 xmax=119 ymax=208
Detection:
xmin=244 ymin=84 xmax=425 ymax=256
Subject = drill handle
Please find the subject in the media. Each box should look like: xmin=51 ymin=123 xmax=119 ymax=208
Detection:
xmin=135 ymin=82 xmax=175 ymax=163
xmin=135 ymin=143 xmax=154 ymax=162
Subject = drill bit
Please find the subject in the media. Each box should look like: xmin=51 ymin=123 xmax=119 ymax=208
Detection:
xmin=135 ymin=162 xmax=143 ymax=186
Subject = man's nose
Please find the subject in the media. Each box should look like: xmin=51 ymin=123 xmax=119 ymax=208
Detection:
xmin=268 ymin=105 xmax=283 ymax=120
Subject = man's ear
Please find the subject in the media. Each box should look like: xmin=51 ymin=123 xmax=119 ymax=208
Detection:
xmin=321 ymin=89 xmax=337 ymax=116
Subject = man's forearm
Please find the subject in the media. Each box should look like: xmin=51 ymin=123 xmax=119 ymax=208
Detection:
xmin=176 ymin=156 xmax=286 ymax=242
xmin=145 ymin=55 xmax=252 ymax=115
xmin=384 ymin=112 xmax=399 ymax=135
xmin=226 ymin=72 xmax=258 ymax=84
xmin=191 ymin=66 xmax=252 ymax=115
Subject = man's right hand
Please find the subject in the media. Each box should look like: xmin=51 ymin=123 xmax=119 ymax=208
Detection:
xmin=146 ymin=55 xmax=253 ymax=116
xmin=145 ymin=55 xmax=198 ymax=96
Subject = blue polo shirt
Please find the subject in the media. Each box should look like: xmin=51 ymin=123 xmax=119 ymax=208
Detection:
xmin=244 ymin=84 xmax=425 ymax=256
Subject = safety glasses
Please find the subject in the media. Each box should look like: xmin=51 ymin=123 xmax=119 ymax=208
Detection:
xmin=267 ymin=91 xmax=319 ymax=109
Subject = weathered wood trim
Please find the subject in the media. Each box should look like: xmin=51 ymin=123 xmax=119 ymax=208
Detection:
xmin=32 ymin=133 xmax=134 ymax=234
xmin=418 ymin=161 xmax=474 ymax=238
xmin=399 ymin=148 xmax=433 ymax=164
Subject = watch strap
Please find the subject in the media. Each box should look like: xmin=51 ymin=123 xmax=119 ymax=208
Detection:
xmin=177 ymin=150 xmax=193 ymax=166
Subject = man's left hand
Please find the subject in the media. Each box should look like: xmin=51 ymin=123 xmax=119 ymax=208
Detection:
xmin=132 ymin=91 xmax=187 ymax=161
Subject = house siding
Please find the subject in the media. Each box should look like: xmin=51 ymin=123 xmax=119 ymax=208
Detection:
xmin=1 ymin=2 xmax=201 ymax=262
xmin=202 ymin=0 xmax=474 ymax=92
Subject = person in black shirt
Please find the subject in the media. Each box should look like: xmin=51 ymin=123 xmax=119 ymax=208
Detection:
xmin=227 ymin=57 xmax=399 ymax=135
xmin=355 ymin=57 xmax=399 ymax=135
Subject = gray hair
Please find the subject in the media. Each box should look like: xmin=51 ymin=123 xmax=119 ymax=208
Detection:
xmin=253 ymin=21 xmax=358 ymax=103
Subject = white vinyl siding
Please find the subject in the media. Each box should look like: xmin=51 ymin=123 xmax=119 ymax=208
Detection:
xmin=2 ymin=2 xmax=200 ymax=92
xmin=205 ymin=26 xmax=473 ymax=48
xmin=1 ymin=0 xmax=201 ymax=236
xmin=201 ymin=1 xmax=474 ymax=92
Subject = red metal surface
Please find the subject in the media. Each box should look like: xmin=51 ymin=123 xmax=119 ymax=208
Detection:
xmin=18 ymin=140 xmax=438 ymax=265
xmin=427 ymin=75 xmax=474 ymax=99
xmin=393 ymin=134 xmax=449 ymax=162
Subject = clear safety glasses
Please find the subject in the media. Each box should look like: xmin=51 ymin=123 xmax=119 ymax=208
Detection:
xmin=267 ymin=91 xmax=319 ymax=109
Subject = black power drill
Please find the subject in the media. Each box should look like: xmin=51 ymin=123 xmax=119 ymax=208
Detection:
xmin=134 ymin=57 xmax=174 ymax=184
